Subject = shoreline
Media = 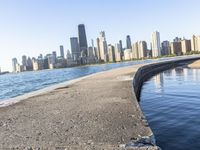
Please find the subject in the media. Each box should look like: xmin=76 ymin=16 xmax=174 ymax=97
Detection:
xmin=0 ymin=58 xmax=154 ymax=108
xmin=1 ymin=55 xmax=198 ymax=108
xmin=0 ymin=67 xmax=126 ymax=108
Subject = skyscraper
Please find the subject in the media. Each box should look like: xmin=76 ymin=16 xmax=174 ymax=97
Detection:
xmin=108 ymin=44 xmax=116 ymax=62
xmin=161 ymin=41 xmax=171 ymax=55
xmin=181 ymin=39 xmax=191 ymax=54
xmin=191 ymin=35 xmax=200 ymax=51
xmin=91 ymin=39 xmax=97 ymax=58
xmin=52 ymin=51 xmax=57 ymax=65
xmin=22 ymin=55 xmax=27 ymax=71
xmin=119 ymin=40 xmax=123 ymax=60
xmin=96 ymin=38 xmax=101 ymax=61
xmin=70 ymin=37 xmax=80 ymax=62
xmin=115 ymin=43 xmax=122 ymax=62
xmin=98 ymin=31 xmax=108 ymax=62
xmin=173 ymin=37 xmax=182 ymax=42
xmin=47 ymin=54 xmax=54 ymax=69
xmin=27 ymin=57 xmax=33 ymax=71
xmin=78 ymin=24 xmax=88 ymax=57
xmin=138 ymin=41 xmax=147 ymax=58
xmin=151 ymin=31 xmax=161 ymax=57
xmin=126 ymin=35 xmax=132 ymax=49
xmin=12 ymin=58 xmax=18 ymax=72
xmin=119 ymin=40 xmax=123 ymax=51
xmin=171 ymin=41 xmax=182 ymax=55
xmin=66 ymin=50 xmax=72 ymax=60
xmin=132 ymin=42 xmax=139 ymax=59
xmin=60 ymin=45 xmax=65 ymax=58
xmin=32 ymin=58 xmax=39 ymax=71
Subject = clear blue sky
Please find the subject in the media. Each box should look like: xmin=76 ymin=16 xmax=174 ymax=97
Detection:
xmin=0 ymin=0 xmax=200 ymax=71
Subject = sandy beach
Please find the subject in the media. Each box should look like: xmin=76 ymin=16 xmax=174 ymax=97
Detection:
xmin=187 ymin=60 xmax=200 ymax=68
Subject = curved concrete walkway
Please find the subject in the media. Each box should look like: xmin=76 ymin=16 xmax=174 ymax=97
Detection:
xmin=0 ymin=56 xmax=199 ymax=149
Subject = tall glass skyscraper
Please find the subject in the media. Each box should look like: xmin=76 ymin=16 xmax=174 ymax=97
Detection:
xmin=151 ymin=31 xmax=161 ymax=57
xmin=126 ymin=35 xmax=132 ymax=49
xmin=78 ymin=24 xmax=88 ymax=57
xmin=70 ymin=37 xmax=80 ymax=62
xmin=60 ymin=45 xmax=65 ymax=58
xmin=12 ymin=58 xmax=18 ymax=72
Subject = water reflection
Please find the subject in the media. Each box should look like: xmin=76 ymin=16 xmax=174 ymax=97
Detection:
xmin=141 ymin=67 xmax=200 ymax=150
xmin=154 ymin=73 xmax=164 ymax=93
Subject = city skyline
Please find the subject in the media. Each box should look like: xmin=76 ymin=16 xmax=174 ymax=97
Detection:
xmin=1 ymin=0 xmax=200 ymax=71
xmin=10 ymin=23 xmax=200 ymax=73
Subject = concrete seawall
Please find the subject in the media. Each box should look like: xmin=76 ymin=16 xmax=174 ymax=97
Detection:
xmin=0 ymin=56 xmax=199 ymax=149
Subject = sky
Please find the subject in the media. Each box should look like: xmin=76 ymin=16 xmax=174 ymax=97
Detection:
xmin=0 ymin=0 xmax=200 ymax=71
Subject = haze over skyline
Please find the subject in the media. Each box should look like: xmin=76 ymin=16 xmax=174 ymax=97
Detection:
xmin=1 ymin=0 xmax=200 ymax=71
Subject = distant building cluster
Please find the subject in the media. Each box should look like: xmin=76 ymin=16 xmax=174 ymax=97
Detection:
xmin=12 ymin=24 xmax=200 ymax=73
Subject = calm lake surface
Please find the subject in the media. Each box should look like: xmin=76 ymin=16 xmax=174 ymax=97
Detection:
xmin=0 ymin=59 xmax=158 ymax=101
xmin=140 ymin=67 xmax=200 ymax=150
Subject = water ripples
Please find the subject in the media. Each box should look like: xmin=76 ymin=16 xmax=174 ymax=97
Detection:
xmin=141 ymin=67 xmax=200 ymax=150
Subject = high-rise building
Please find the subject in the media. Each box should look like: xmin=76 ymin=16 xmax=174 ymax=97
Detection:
xmin=132 ymin=42 xmax=139 ymax=59
xmin=88 ymin=47 xmax=95 ymax=58
xmin=91 ymin=39 xmax=97 ymax=58
xmin=173 ymin=37 xmax=182 ymax=42
xmin=16 ymin=63 xmax=21 ymax=72
xmin=108 ymin=44 xmax=116 ymax=62
xmin=37 ymin=57 xmax=44 ymax=70
xmin=87 ymin=46 xmax=96 ymax=64
xmin=98 ymin=31 xmax=108 ymax=62
xmin=124 ymin=49 xmax=132 ymax=60
xmin=191 ymin=35 xmax=200 ymax=51
xmin=96 ymin=38 xmax=101 ymax=61
xmin=32 ymin=58 xmax=39 ymax=71
xmin=52 ymin=51 xmax=57 ymax=65
xmin=181 ymin=40 xmax=191 ymax=54
xmin=12 ymin=58 xmax=18 ymax=72
xmin=66 ymin=50 xmax=72 ymax=59
xmin=138 ymin=41 xmax=147 ymax=58
xmin=22 ymin=55 xmax=27 ymax=71
xmin=119 ymin=40 xmax=123 ymax=60
xmin=78 ymin=24 xmax=88 ymax=57
xmin=115 ymin=43 xmax=122 ymax=62
xmin=66 ymin=50 xmax=77 ymax=66
xmin=43 ymin=57 xmax=49 ymax=69
xmin=161 ymin=41 xmax=171 ymax=55
xmin=38 ymin=54 xmax=43 ymax=60
xmin=119 ymin=40 xmax=123 ymax=51
xmin=151 ymin=31 xmax=161 ymax=57
xmin=126 ymin=35 xmax=132 ymax=49
xmin=46 ymin=54 xmax=54 ymax=69
xmin=27 ymin=57 xmax=33 ymax=71
xmin=171 ymin=42 xmax=182 ymax=55
xmin=60 ymin=45 xmax=65 ymax=58
xmin=70 ymin=37 xmax=80 ymax=62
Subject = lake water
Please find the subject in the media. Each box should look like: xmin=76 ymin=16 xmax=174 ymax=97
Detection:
xmin=0 ymin=60 xmax=158 ymax=101
xmin=140 ymin=67 xmax=200 ymax=150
